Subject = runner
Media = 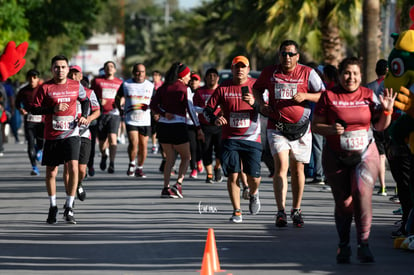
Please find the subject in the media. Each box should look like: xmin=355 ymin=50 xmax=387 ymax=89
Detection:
xmin=116 ymin=63 xmax=154 ymax=178
xmin=150 ymin=62 xmax=204 ymax=198
xmin=253 ymin=40 xmax=325 ymax=228
xmin=63 ymin=65 xmax=100 ymax=202
xmin=32 ymin=55 xmax=89 ymax=224
xmin=204 ymin=56 xmax=262 ymax=223
xmin=312 ymin=57 xmax=396 ymax=263
xmin=15 ymin=69 xmax=44 ymax=176
xmin=91 ymin=61 xmax=123 ymax=174
xmin=193 ymin=68 xmax=223 ymax=183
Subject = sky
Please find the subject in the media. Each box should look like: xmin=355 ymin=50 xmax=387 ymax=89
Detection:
xmin=179 ymin=0 xmax=201 ymax=10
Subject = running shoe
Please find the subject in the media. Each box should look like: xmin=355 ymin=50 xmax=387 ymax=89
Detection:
xmin=377 ymin=188 xmax=387 ymax=196
xmin=214 ymin=167 xmax=223 ymax=183
xmin=357 ymin=243 xmax=375 ymax=263
xmin=31 ymin=166 xmax=40 ymax=176
xmin=126 ymin=163 xmax=135 ymax=176
xmin=36 ymin=150 xmax=43 ymax=162
xmin=229 ymin=209 xmax=242 ymax=223
xmin=190 ymin=169 xmax=197 ymax=179
xmin=108 ymin=162 xmax=115 ymax=174
xmin=320 ymin=185 xmax=332 ymax=192
xmin=171 ymin=183 xmax=183 ymax=198
xmin=389 ymin=194 xmax=400 ymax=204
xmin=242 ymin=186 xmax=250 ymax=200
xmin=291 ymin=209 xmax=304 ymax=228
xmin=88 ymin=167 xmax=95 ymax=177
xmin=275 ymin=210 xmax=288 ymax=227
xmin=408 ymin=238 xmax=414 ymax=251
xmin=160 ymin=187 xmax=178 ymax=198
xmin=63 ymin=207 xmax=76 ymax=224
xmin=197 ymin=161 xmax=204 ymax=173
xmin=77 ymin=182 xmax=86 ymax=201
xmin=391 ymin=225 xmax=407 ymax=238
xmin=249 ymin=192 xmax=261 ymax=215
xmin=100 ymin=154 xmax=108 ymax=171
xmin=135 ymin=167 xmax=146 ymax=178
xmin=393 ymin=207 xmax=403 ymax=215
xmin=205 ymin=174 xmax=214 ymax=184
xmin=46 ymin=206 xmax=58 ymax=224
xmin=309 ymin=178 xmax=325 ymax=185
xmin=151 ymin=145 xmax=158 ymax=154
xmin=336 ymin=244 xmax=351 ymax=264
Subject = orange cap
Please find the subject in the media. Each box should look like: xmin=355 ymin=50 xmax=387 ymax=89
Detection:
xmin=231 ymin=56 xmax=249 ymax=67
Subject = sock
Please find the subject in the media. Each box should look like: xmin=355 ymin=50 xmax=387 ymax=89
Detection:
xmin=66 ymin=196 xmax=75 ymax=208
xmin=130 ymin=161 xmax=135 ymax=165
xmin=49 ymin=195 xmax=57 ymax=207
xmin=137 ymin=166 xmax=143 ymax=169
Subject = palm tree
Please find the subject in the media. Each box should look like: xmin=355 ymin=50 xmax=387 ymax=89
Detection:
xmin=362 ymin=0 xmax=381 ymax=84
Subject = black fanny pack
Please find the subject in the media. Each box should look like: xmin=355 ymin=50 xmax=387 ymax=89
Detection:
xmin=276 ymin=119 xmax=310 ymax=141
xmin=334 ymin=140 xmax=372 ymax=167
xmin=337 ymin=153 xmax=361 ymax=167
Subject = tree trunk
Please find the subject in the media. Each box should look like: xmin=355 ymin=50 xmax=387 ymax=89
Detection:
xmin=321 ymin=23 xmax=343 ymax=67
xmin=362 ymin=0 xmax=381 ymax=84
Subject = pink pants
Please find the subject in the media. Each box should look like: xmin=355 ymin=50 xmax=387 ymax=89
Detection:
xmin=322 ymin=142 xmax=379 ymax=245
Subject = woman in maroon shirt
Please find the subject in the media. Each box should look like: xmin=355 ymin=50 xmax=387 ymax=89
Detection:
xmin=150 ymin=62 xmax=204 ymax=199
xmin=312 ymin=57 xmax=396 ymax=264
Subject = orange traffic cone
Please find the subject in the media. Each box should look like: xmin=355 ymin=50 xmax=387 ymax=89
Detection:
xmin=200 ymin=251 xmax=213 ymax=275
xmin=203 ymin=228 xmax=223 ymax=272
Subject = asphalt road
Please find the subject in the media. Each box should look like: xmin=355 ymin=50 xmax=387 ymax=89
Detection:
xmin=0 ymin=140 xmax=412 ymax=275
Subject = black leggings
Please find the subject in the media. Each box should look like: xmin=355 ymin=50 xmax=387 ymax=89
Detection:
xmin=201 ymin=124 xmax=222 ymax=166
xmin=187 ymin=125 xmax=201 ymax=170
xmin=24 ymin=121 xmax=44 ymax=166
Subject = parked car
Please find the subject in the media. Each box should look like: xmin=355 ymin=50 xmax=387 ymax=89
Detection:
xmin=218 ymin=69 xmax=261 ymax=84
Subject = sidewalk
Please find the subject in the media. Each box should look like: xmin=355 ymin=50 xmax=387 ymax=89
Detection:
xmin=0 ymin=141 xmax=411 ymax=275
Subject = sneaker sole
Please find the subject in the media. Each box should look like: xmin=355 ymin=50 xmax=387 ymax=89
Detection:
xmin=249 ymin=201 xmax=261 ymax=215
xmin=275 ymin=218 xmax=288 ymax=227
xmin=229 ymin=217 xmax=243 ymax=223
xmin=160 ymin=194 xmax=179 ymax=199
xmin=293 ymin=222 xmax=304 ymax=228
xmin=77 ymin=192 xmax=86 ymax=201
xmin=171 ymin=186 xmax=183 ymax=198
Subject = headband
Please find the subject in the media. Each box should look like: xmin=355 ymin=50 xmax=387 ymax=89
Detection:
xmin=178 ymin=65 xmax=190 ymax=78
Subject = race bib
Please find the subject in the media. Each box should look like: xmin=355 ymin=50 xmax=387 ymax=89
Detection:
xmin=102 ymin=88 xmax=116 ymax=99
xmin=130 ymin=110 xmax=144 ymax=121
xmin=52 ymin=115 xmax=75 ymax=131
xmin=27 ymin=113 xmax=42 ymax=123
xmin=275 ymin=83 xmax=297 ymax=99
xmin=340 ymin=130 xmax=368 ymax=151
xmin=229 ymin=112 xmax=250 ymax=128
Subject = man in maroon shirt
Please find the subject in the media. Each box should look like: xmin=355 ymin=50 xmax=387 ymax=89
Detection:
xmin=91 ymin=61 xmax=123 ymax=174
xmin=32 ymin=55 xmax=90 ymax=225
xmin=15 ymin=69 xmax=44 ymax=176
xmin=253 ymin=40 xmax=325 ymax=228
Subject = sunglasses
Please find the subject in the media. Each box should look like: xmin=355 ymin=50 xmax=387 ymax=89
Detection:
xmin=281 ymin=52 xmax=298 ymax=57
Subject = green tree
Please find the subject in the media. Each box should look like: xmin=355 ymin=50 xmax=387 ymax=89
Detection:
xmin=0 ymin=0 xmax=29 ymax=50
xmin=24 ymin=0 xmax=103 ymax=78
